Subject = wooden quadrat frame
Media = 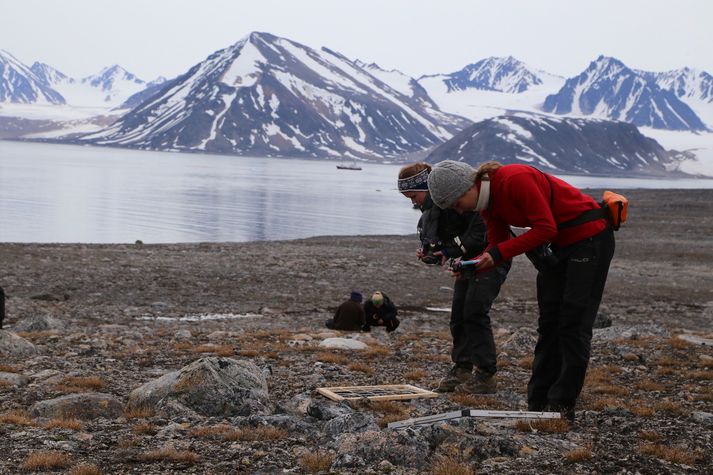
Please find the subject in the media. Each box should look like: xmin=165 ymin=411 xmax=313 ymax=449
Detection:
xmin=316 ymin=384 xmax=438 ymax=402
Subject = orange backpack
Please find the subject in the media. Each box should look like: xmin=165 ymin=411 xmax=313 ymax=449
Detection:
xmin=601 ymin=191 xmax=628 ymax=231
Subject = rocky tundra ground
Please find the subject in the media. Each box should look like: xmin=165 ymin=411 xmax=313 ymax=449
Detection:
xmin=0 ymin=188 xmax=712 ymax=474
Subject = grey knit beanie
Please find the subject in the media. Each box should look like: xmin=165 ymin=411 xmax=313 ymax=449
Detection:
xmin=427 ymin=160 xmax=476 ymax=209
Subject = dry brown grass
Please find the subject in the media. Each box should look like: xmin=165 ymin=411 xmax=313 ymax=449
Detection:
xmin=299 ymin=452 xmax=334 ymax=474
xmin=587 ymin=397 xmax=623 ymax=411
xmin=223 ymin=426 xmax=288 ymax=441
xmin=17 ymin=330 xmax=58 ymax=340
xmin=627 ymin=402 xmax=655 ymax=417
xmin=45 ymin=417 xmax=84 ymax=431
xmin=655 ymin=355 xmax=679 ymax=367
xmin=655 ymin=367 xmax=676 ymax=376
xmin=360 ymin=346 xmax=391 ymax=358
xmin=0 ymin=364 xmax=19 ymax=373
xmin=449 ymin=393 xmax=506 ymax=409
xmin=117 ymin=437 xmax=141 ymax=448
xmin=132 ymin=423 xmax=157 ymax=435
xmin=639 ymin=443 xmax=703 ymax=465
xmin=515 ymin=418 xmax=570 ymax=433
xmin=622 ymin=352 xmax=640 ymax=362
xmin=634 ymin=380 xmax=666 ymax=391
xmin=55 ymin=376 xmax=105 ymax=393
xmin=590 ymin=384 xmax=630 ymax=396
xmin=516 ymin=356 xmax=534 ymax=369
xmin=430 ymin=457 xmax=475 ymax=475
xmin=313 ymin=352 xmax=349 ymax=365
xmin=189 ymin=424 xmax=233 ymax=438
xmin=21 ymin=451 xmax=71 ymax=471
xmin=347 ymin=362 xmax=375 ymax=375
xmin=655 ymin=400 xmax=684 ymax=414
xmin=0 ymin=409 xmax=35 ymax=426
xmin=368 ymin=400 xmax=407 ymax=415
xmin=139 ymin=448 xmax=200 ymax=464
xmin=688 ymin=370 xmax=713 ymax=380
xmin=377 ymin=413 xmax=409 ymax=428
xmin=172 ymin=341 xmax=193 ymax=351
xmin=563 ymin=447 xmax=593 ymax=462
xmin=584 ymin=367 xmax=611 ymax=385
xmin=616 ymin=336 xmax=656 ymax=347
xmin=124 ymin=405 xmax=155 ymax=419
xmin=404 ymin=369 xmax=427 ymax=380
xmin=639 ymin=430 xmax=661 ymax=441
xmin=667 ymin=336 xmax=692 ymax=349
xmin=68 ymin=463 xmax=102 ymax=475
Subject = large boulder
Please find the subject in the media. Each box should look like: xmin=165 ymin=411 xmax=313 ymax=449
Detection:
xmin=0 ymin=330 xmax=37 ymax=356
xmin=29 ymin=393 xmax=123 ymax=420
xmin=126 ymin=357 xmax=271 ymax=417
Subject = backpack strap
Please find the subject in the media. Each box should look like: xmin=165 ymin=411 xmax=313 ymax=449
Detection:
xmin=557 ymin=206 xmax=609 ymax=230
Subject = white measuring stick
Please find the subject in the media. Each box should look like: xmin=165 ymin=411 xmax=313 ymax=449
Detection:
xmin=387 ymin=409 xmax=561 ymax=429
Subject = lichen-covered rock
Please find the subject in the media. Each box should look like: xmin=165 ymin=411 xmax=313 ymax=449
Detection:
xmin=29 ymin=393 xmax=123 ymax=420
xmin=126 ymin=357 xmax=271 ymax=417
xmin=319 ymin=337 xmax=367 ymax=350
xmin=0 ymin=330 xmax=37 ymax=356
xmin=0 ymin=371 xmax=30 ymax=387
xmin=500 ymin=327 xmax=537 ymax=354
xmin=323 ymin=412 xmax=378 ymax=438
xmin=333 ymin=429 xmax=430 ymax=469
xmin=12 ymin=314 xmax=65 ymax=332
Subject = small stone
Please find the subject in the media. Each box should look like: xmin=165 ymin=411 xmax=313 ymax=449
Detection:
xmin=319 ymin=337 xmax=367 ymax=350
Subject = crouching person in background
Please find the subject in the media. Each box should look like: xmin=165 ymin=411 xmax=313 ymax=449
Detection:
xmin=325 ymin=290 xmax=366 ymax=331
xmin=362 ymin=291 xmax=399 ymax=332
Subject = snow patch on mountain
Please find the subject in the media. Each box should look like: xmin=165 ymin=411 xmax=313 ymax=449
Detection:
xmin=0 ymin=50 xmax=65 ymax=105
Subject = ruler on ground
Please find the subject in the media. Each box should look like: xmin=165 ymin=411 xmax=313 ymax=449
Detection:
xmin=387 ymin=409 xmax=561 ymax=429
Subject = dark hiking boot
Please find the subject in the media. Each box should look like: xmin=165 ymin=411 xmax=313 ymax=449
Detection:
xmin=435 ymin=366 xmax=473 ymax=393
xmin=550 ymin=404 xmax=575 ymax=424
xmin=455 ymin=371 xmax=497 ymax=394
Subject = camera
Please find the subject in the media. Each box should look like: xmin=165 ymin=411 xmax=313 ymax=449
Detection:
xmin=420 ymin=239 xmax=443 ymax=265
xmin=449 ymin=258 xmax=480 ymax=272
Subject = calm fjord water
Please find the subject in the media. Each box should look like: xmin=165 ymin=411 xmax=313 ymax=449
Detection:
xmin=2 ymin=141 xmax=713 ymax=243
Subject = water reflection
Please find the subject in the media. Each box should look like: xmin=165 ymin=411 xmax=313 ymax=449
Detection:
xmin=2 ymin=141 xmax=713 ymax=243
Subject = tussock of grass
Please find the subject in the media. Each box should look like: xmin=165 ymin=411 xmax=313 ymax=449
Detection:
xmin=193 ymin=344 xmax=234 ymax=356
xmin=430 ymin=457 xmax=475 ymax=475
xmin=45 ymin=417 xmax=84 ymax=431
xmin=634 ymin=380 xmax=666 ymax=391
xmin=667 ymin=336 xmax=692 ymax=349
xmin=563 ymin=447 xmax=593 ymax=462
xmin=639 ymin=443 xmax=703 ymax=465
xmin=0 ymin=410 xmax=35 ymax=426
xmin=639 ymin=430 xmax=661 ymax=441
xmin=688 ymin=370 xmax=713 ymax=380
xmin=223 ymin=426 xmax=288 ymax=442
xmin=172 ymin=342 xmax=193 ymax=351
xmin=655 ymin=400 xmax=684 ymax=414
xmin=69 ymin=463 xmax=102 ymax=475
xmin=655 ymin=367 xmax=676 ymax=376
xmin=124 ymin=405 xmax=155 ymax=419
xmin=313 ymin=352 xmax=349 ymax=365
xmin=189 ymin=424 xmax=233 ymax=438
xmin=590 ymin=384 xmax=630 ymax=396
xmin=55 ymin=376 xmax=105 ymax=393
xmin=588 ymin=397 xmax=623 ymax=411
xmin=516 ymin=356 xmax=534 ymax=369
xmin=627 ymin=402 xmax=655 ymax=417
xmin=360 ymin=346 xmax=391 ymax=358
xmin=0 ymin=364 xmax=19 ymax=373
xmin=515 ymin=418 xmax=570 ymax=433
xmin=347 ymin=362 xmax=374 ymax=375
xmin=299 ymin=452 xmax=334 ymax=474
xmin=132 ymin=423 xmax=157 ymax=435
xmin=139 ymin=448 xmax=200 ymax=464
xmin=21 ymin=451 xmax=71 ymax=470
xmin=404 ymin=369 xmax=427 ymax=380
xmin=655 ymin=355 xmax=678 ymax=367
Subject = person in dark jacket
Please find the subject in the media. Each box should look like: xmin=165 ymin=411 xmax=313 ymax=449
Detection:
xmin=362 ymin=291 xmax=399 ymax=332
xmin=326 ymin=290 xmax=366 ymax=331
xmin=427 ymin=160 xmax=615 ymax=422
xmin=399 ymin=162 xmax=510 ymax=394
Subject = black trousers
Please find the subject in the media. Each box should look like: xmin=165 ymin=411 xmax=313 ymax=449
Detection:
xmin=450 ymin=263 xmax=509 ymax=374
xmin=527 ymin=227 xmax=615 ymax=410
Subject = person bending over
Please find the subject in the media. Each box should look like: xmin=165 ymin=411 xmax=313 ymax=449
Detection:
xmin=399 ymin=162 xmax=510 ymax=394
xmin=326 ymin=290 xmax=366 ymax=331
xmin=427 ymin=160 xmax=615 ymax=423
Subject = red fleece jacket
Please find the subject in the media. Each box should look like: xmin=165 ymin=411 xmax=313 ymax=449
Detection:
xmin=482 ymin=165 xmax=606 ymax=262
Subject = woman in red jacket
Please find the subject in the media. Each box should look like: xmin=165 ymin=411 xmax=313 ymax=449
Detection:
xmin=427 ymin=160 xmax=615 ymax=423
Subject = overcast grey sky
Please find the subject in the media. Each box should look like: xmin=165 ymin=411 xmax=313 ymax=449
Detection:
xmin=2 ymin=0 xmax=711 ymax=81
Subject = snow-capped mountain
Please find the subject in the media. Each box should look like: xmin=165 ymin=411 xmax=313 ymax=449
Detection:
xmin=417 ymin=57 xmax=565 ymax=123
xmin=119 ymin=76 xmax=171 ymax=110
xmin=424 ymin=56 xmax=548 ymax=94
xmin=80 ymin=32 xmax=467 ymax=159
xmin=640 ymin=67 xmax=713 ymax=127
xmin=543 ymin=56 xmax=707 ymax=132
xmin=30 ymin=62 xmax=150 ymax=108
xmin=426 ymin=112 xmax=687 ymax=176
xmin=0 ymin=50 xmax=65 ymax=104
